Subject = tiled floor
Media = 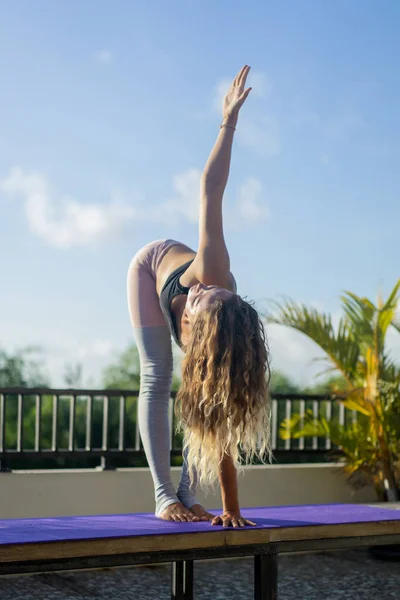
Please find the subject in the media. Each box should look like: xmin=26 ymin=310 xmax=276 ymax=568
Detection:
xmin=0 ymin=549 xmax=399 ymax=600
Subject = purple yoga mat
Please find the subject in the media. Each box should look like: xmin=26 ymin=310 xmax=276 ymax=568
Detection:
xmin=0 ymin=504 xmax=398 ymax=546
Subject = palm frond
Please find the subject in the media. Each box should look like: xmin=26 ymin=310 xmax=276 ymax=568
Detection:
xmin=340 ymin=291 xmax=375 ymax=344
xmin=381 ymin=278 xmax=400 ymax=313
xmin=380 ymin=354 xmax=400 ymax=383
xmin=267 ymin=300 xmax=360 ymax=383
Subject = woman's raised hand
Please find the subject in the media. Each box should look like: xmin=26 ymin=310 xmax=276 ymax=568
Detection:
xmin=222 ymin=65 xmax=252 ymax=121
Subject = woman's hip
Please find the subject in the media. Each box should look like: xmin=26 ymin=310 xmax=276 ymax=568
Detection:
xmin=127 ymin=239 xmax=180 ymax=328
xmin=128 ymin=239 xmax=182 ymax=279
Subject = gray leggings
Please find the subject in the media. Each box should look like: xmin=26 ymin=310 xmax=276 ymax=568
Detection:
xmin=127 ymin=240 xmax=198 ymax=516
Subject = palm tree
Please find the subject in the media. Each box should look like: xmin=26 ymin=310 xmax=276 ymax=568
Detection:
xmin=267 ymin=279 xmax=400 ymax=501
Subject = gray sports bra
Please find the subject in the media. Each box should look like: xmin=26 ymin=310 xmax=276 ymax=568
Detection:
xmin=159 ymin=259 xmax=194 ymax=348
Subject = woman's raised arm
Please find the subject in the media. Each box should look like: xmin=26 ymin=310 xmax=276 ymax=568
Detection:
xmin=192 ymin=65 xmax=252 ymax=281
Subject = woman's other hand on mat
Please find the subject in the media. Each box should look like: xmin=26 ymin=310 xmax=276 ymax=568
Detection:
xmin=211 ymin=510 xmax=256 ymax=528
xmin=159 ymin=502 xmax=200 ymax=522
xmin=189 ymin=504 xmax=215 ymax=521
xmin=222 ymin=65 xmax=252 ymax=121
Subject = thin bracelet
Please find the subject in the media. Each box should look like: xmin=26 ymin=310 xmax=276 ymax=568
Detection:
xmin=220 ymin=123 xmax=236 ymax=131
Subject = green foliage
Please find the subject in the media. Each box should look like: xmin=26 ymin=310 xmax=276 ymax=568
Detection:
xmin=269 ymin=279 xmax=400 ymax=500
xmin=270 ymin=371 xmax=349 ymax=396
xmin=3 ymin=391 xmax=146 ymax=468
xmin=1 ymin=341 xmax=183 ymax=469
xmin=102 ymin=345 xmax=141 ymax=390
xmin=0 ymin=347 xmax=50 ymax=387
xmin=270 ymin=371 xmax=302 ymax=394
xmin=279 ymin=381 xmax=400 ymax=498
xmin=64 ymin=363 xmax=83 ymax=388
xmin=101 ymin=344 xmax=181 ymax=392
xmin=303 ymin=374 xmax=350 ymax=395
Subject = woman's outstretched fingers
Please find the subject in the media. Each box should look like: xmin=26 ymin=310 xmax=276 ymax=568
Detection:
xmin=222 ymin=65 xmax=252 ymax=119
xmin=235 ymin=87 xmax=252 ymax=110
xmin=234 ymin=65 xmax=247 ymax=86
xmin=222 ymin=516 xmax=231 ymax=528
xmin=211 ymin=512 xmax=257 ymax=527
xmin=241 ymin=87 xmax=252 ymax=101
xmin=239 ymin=65 xmax=251 ymax=89
xmin=159 ymin=502 xmax=200 ymax=522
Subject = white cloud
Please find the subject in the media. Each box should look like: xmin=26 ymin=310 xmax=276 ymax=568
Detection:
xmin=236 ymin=177 xmax=269 ymax=222
xmin=266 ymin=322 xmax=327 ymax=386
xmin=238 ymin=115 xmax=281 ymax=156
xmin=247 ymin=72 xmax=273 ymax=98
xmin=96 ymin=50 xmax=113 ymax=64
xmin=260 ymin=304 xmax=350 ymax=386
xmin=75 ymin=340 xmax=114 ymax=360
xmin=157 ymin=168 xmax=201 ymax=224
xmin=91 ymin=339 xmax=115 ymax=357
xmin=1 ymin=165 xmax=267 ymax=248
xmin=0 ymin=167 xmax=135 ymax=248
xmin=113 ymin=169 xmax=203 ymax=227
xmin=157 ymin=169 xmax=268 ymax=228
xmin=46 ymin=337 xmax=116 ymax=386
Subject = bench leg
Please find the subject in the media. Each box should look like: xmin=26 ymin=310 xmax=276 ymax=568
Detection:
xmin=254 ymin=552 xmax=278 ymax=600
xmin=171 ymin=560 xmax=194 ymax=600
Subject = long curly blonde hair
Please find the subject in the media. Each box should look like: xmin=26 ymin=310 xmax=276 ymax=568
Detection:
xmin=175 ymin=293 xmax=272 ymax=489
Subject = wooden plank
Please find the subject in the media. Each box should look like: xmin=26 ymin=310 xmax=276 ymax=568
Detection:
xmin=1 ymin=518 xmax=399 ymax=564
xmin=371 ymin=503 xmax=400 ymax=510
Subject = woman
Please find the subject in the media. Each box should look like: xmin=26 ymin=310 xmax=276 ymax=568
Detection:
xmin=127 ymin=65 xmax=272 ymax=528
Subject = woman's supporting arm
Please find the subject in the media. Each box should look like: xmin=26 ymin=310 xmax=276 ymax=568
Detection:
xmin=211 ymin=453 xmax=256 ymax=528
xmin=218 ymin=452 xmax=240 ymax=513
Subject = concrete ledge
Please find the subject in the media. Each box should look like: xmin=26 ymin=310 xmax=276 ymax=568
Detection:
xmin=0 ymin=464 xmax=376 ymax=519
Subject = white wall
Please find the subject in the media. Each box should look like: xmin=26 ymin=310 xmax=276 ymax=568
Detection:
xmin=0 ymin=464 xmax=376 ymax=519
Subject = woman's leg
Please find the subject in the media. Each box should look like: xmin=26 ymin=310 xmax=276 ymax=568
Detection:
xmin=177 ymin=444 xmax=198 ymax=509
xmin=127 ymin=242 xmax=179 ymax=517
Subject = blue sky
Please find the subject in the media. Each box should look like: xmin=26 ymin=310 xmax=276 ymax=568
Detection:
xmin=1 ymin=0 xmax=399 ymax=386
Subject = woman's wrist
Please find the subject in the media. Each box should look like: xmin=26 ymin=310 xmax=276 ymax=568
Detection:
xmin=221 ymin=113 xmax=238 ymax=128
xmin=222 ymin=503 xmax=240 ymax=513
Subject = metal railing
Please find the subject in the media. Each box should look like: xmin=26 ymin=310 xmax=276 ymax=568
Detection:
xmin=0 ymin=388 xmax=351 ymax=471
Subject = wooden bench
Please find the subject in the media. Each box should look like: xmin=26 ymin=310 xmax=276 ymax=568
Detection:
xmin=1 ymin=503 xmax=399 ymax=599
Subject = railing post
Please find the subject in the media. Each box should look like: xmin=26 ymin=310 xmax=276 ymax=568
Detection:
xmin=98 ymin=394 xmax=115 ymax=471
xmin=0 ymin=393 xmax=11 ymax=472
xmin=97 ymin=455 xmax=116 ymax=471
xmin=0 ymin=387 xmax=339 ymax=469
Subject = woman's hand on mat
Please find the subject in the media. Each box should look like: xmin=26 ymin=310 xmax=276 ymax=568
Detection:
xmin=159 ymin=502 xmax=200 ymax=522
xmin=222 ymin=65 xmax=252 ymax=121
xmin=211 ymin=511 xmax=256 ymax=528
xmin=189 ymin=504 xmax=215 ymax=521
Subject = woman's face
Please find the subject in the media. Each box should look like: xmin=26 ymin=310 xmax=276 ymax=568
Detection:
xmin=180 ymin=283 xmax=234 ymax=348
xmin=185 ymin=283 xmax=234 ymax=320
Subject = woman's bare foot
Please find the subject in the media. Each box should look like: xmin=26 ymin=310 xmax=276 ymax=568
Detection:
xmin=159 ymin=502 xmax=200 ymax=522
xmin=189 ymin=504 xmax=215 ymax=521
